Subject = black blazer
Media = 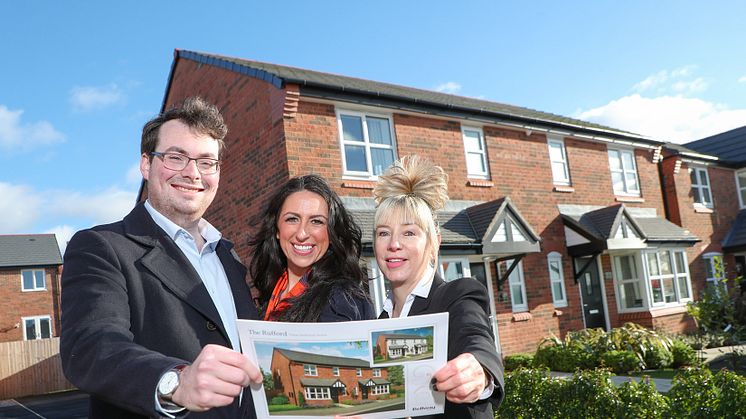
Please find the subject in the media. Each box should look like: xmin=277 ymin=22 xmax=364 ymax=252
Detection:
xmin=60 ymin=203 xmax=259 ymax=418
xmin=380 ymin=273 xmax=504 ymax=419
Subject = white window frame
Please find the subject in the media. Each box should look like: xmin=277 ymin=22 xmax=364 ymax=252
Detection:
xmin=608 ymin=148 xmax=641 ymax=196
xmin=547 ymin=252 xmax=568 ymax=308
xmin=356 ymin=368 xmax=362 ymax=377
xmin=336 ymin=109 xmax=397 ymax=179
xmin=373 ymin=368 xmax=381 ymax=377
xmin=438 ymin=257 xmax=471 ymax=282
xmin=613 ymin=253 xmax=646 ymax=312
xmin=703 ymin=252 xmax=725 ymax=285
xmin=304 ymin=387 xmax=331 ymax=400
xmin=371 ymin=384 xmax=390 ymax=395
xmin=689 ymin=166 xmax=713 ymax=208
xmin=643 ymin=249 xmax=693 ymax=307
xmin=332 ymin=366 xmax=340 ymax=376
xmin=736 ymin=169 xmax=746 ymax=209
xmin=304 ymin=364 xmax=318 ymax=376
xmin=22 ymin=315 xmax=52 ymax=340
xmin=21 ymin=269 xmax=46 ymax=292
xmin=498 ymin=260 xmax=527 ymax=312
xmin=461 ymin=126 xmax=489 ymax=179
xmin=547 ymin=136 xmax=570 ymax=185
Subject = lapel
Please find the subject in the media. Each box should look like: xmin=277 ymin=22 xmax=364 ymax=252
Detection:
xmin=123 ymin=203 xmax=230 ymax=340
xmin=215 ymin=242 xmax=256 ymax=320
xmin=408 ymin=272 xmax=445 ymax=315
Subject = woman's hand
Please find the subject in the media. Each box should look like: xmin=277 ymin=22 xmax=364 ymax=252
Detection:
xmin=431 ymin=352 xmax=489 ymax=404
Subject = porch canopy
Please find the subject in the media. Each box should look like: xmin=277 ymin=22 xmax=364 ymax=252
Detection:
xmin=300 ymin=378 xmax=346 ymax=388
xmin=723 ymin=209 xmax=746 ymax=253
xmin=358 ymin=378 xmax=391 ymax=387
xmin=559 ymin=204 xmax=700 ymax=281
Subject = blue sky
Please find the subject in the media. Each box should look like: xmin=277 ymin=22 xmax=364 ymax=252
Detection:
xmin=2 ymin=1 xmax=746 ymax=253
xmin=254 ymin=341 xmax=369 ymax=372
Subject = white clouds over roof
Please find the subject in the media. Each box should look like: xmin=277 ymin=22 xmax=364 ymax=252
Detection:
xmin=0 ymin=105 xmax=65 ymax=151
xmin=435 ymin=81 xmax=462 ymax=94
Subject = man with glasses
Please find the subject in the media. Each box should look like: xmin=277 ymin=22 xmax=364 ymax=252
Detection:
xmin=60 ymin=97 xmax=262 ymax=418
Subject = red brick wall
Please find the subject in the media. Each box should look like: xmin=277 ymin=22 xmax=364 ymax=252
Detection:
xmin=0 ymin=267 xmax=60 ymax=343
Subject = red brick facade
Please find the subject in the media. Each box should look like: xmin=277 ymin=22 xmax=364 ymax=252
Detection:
xmin=0 ymin=266 xmax=61 ymax=343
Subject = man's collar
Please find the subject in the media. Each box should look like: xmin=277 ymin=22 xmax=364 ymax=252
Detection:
xmin=144 ymin=200 xmax=222 ymax=249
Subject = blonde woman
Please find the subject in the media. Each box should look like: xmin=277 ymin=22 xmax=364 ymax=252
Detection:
xmin=371 ymin=155 xmax=504 ymax=418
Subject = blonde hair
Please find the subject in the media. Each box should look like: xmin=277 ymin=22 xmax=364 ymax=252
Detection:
xmin=373 ymin=155 xmax=449 ymax=265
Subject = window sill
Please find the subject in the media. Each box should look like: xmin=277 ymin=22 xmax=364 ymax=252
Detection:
xmin=342 ymin=180 xmax=375 ymax=190
xmin=615 ymin=196 xmax=644 ymax=203
xmin=650 ymin=305 xmax=688 ymax=317
xmin=553 ymin=185 xmax=575 ymax=193
xmin=467 ymin=179 xmax=494 ymax=188
xmin=512 ymin=312 xmax=532 ymax=322
xmin=693 ymin=205 xmax=714 ymax=214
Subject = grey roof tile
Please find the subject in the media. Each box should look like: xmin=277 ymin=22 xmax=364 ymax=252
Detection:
xmin=0 ymin=234 xmax=62 ymax=268
xmin=723 ymin=209 xmax=746 ymax=250
xmin=685 ymin=125 xmax=746 ymax=165
xmin=275 ymin=348 xmax=369 ymax=368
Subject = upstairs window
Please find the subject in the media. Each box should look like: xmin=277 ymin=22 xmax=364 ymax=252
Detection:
xmin=356 ymin=368 xmax=362 ymax=377
xmin=332 ymin=366 xmax=340 ymax=376
xmin=547 ymin=136 xmax=570 ymax=185
xmin=737 ymin=170 xmax=746 ymax=209
xmin=337 ymin=110 xmax=396 ymax=178
xmin=690 ymin=167 xmax=713 ymax=207
xmin=462 ymin=126 xmax=489 ymax=179
xmin=547 ymin=252 xmax=568 ymax=307
xmin=304 ymin=364 xmax=318 ymax=376
xmin=22 ymin=269 xmax=46 ymax=291
xmin=608 ymin=148 xmax=640 ymax=196
xmin=373 ymin=368 xmax=381 ymax=377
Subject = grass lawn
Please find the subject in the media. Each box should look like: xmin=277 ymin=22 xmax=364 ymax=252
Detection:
xmin=629 ymin=369 xmax=677 ymax=380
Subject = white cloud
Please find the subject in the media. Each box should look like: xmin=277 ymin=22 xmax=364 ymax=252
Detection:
xmin=126 ymin=162 xmax=143 ymax=186
xmin=632 ymin=66 xmax=705 ymax=96
xmin=633 ymin=70 xmax=669 ymax=93
xmin=575 ymin=94 xmax=746 ymax=143
xmin=435 ymin=81 xmax=462 ymax=94
xmin=45 ymin=225 xmax=77 ymax=256
xmin=70 ymin=83 xmax=125 ymax=112
xmin=0 ymin=182 xmax=42 ymax=232
xmin=738 ymin=75 xmax=746 ymax=83
xmin=672 ymin=77 xmax=708 ymax=94
xmin=51 ymin=187 xmax=137 ymax=225
xmin=0 ymin=105 xmax=65 ymax=151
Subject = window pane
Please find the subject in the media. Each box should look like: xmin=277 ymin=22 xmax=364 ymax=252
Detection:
xmin=370 ymin=148 xmax=394 ymax=176
xmin=621 ymin=151 xmax=635 ymax=169
xmin=611 ymin=172 xmax=625 ymax=192
xmin=690 ymin=169 xmax=698 ymax=185
xmin=551 ymin=162 xmax=568 ymax=182
xmin=442 ymin=261 xmax=464 ymax=281
xmin=35 ymin=271 xmax=45 ymax=288
xmin=344 ymin=145 xmax=367 ymax=172
xmin=552 ymin=281 xmax=564 ymax=301
xmin=618 ymin=255 xmax=637 ymax=279
xmin=741 ymin=188 xmax=746 ymax=208
xmin=549 ymin=260 xmax=561 ymax=280
xmin=703 ymin=188 xmax=712 ymax=205
xmin=678 ymin=276 xmax=691 ymax=299
xmin=367 ymin=117 xmax=392 ymax=145
xmin=463 ymin=130 xmax=482 ymax=151
xmin=692 ymin=188 xmax=703 ymax=204
xmin=621 ymin=282 xmax=643 ymax=308
xmin=625 ymin=173 xmax=639 ymax=191
xmin=647 ymin=254 xmax=660 ymax=276
xmin=705 ymin=258 xmax=715 ymax=279
xmin=25 ymin=319 xmax=36 ymax=340
xmin=510 ymin=284 xmax=524 ymax=305
xmin=699 ymin=170 xmax=709 ymax=186
xmin=659 ymin=251 xmax=672 ymax=275
xmin=608 ymin=151 xmax=621 ymax=170
xmin=675 ymin=252 xmax=686 ymax=273
xmin=662 ymin=277 xmax=676 ymax=303
xmin=738 ymin=171 xmax=746 ymax=188
xmin=467 ymin=153 xmax=486 ymax=173
xmin=651 ymin=279 xmax=663 ymax=303
xmin=549 ymin=142 xmax=564 ymax=161
xmin=40 ymin=318 xmax=51 ymax=338
xmin=341 ymin=115 xmax=364 ymax=141
xmin=22 ymin=271 xmax=34 ymax=289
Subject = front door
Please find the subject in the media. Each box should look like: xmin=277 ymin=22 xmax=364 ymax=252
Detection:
xmin=576 ymin=257 xmax=606 ymax=329
xmin=735 ymin=255 xmax=746 ymax=277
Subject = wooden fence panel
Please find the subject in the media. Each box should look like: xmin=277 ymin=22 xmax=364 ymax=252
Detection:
xmin=0 ymin=337 xmax=75 ymax=399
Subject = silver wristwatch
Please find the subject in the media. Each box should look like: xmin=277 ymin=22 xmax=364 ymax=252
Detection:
xmin=157 ymin=365 xmax=187 ymax=407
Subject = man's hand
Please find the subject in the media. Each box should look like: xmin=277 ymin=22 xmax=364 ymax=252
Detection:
xmin=431 ymin=352 xmax=488 ymax=404
xmin=171 ymin=344 xmax=262 ymax=412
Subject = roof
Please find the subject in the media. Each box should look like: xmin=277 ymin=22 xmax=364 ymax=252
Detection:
xmin=342 ymin=197 xmax=540 ymax=256
xmin=377 ymin=333 xmax=427 ymax=340
xmin=723 ymin=210 xmax=746 ymax=251
xmin=684 ymin=125 xmax=746 ymax=166
xmin=359 ymin=378 xmax=391 ymax=386
xmin=299 ymin=378 xmax=344 ymax=387
xmin=274 ymin=348 xmax=369 ymax=368
xmin=175 ymin=50 xmax=659 ymax=144
xmin=0 ymin=234 xmax=62 ymax=268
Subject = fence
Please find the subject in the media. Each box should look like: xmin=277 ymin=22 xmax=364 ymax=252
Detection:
xmin=0 ymin=337 xmax=75 ymax=399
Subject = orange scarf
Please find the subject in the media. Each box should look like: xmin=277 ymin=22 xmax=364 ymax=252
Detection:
xmin=264 ymin=270 xmax=308 ymax=321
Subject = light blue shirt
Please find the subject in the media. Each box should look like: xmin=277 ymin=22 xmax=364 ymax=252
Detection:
xmin=144 ymin=201 xmax=241 ymax=351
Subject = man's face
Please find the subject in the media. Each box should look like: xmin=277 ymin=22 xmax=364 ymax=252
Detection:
xmin=140 ymin=119 xmax=220 ymax=226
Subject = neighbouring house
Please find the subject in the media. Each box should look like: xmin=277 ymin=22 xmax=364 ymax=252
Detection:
xmin=269 ymin=347 xmax=390 ymax=406
xmin=0 ymin=234 xmax=63 ymax=343
xmin=141 ymin=49 xmax=736 ymax=355
xmin=375 ymin=333 xmax=429 ymax=359
xmin=662 ymin=125 xmax=746 ymax=286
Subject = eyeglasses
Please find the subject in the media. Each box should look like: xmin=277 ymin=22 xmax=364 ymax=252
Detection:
xmin=150 ymin=152 xmax=221 ymax=174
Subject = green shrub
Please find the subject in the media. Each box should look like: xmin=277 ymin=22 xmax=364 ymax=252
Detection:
xmin=503 ymin=353 xmax=533 ymax=371
xmin=269 ymin=395 xmax=289 ymax=405
xmin=557 ymin=369 xmax=620 ymax=417
xmin=534 ymin=345 xmax=585 ymax=372
xmin=670 ymin=339 xmax=698 ymax=368
xmin=667 ymin=367 xmax=719 ymax=417
xmin=714 ymin=368 xmax=746 ymax=418
xmin=496 ymin=367 xmax=561 ymax=418
xmin=615 ymin=378 xmax=669 ymax=418
xmin=601 ymin=350 xmax=641 ymax=374
xmin=643 ymin=344 xmax=674 ymax=369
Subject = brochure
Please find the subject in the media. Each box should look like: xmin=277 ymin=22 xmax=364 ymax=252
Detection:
xmin=237 ymin=312 xmax=448 ymax=419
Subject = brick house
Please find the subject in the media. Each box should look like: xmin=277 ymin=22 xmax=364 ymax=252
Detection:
xmin=148 ymin=49 xmax=712 ymax=355
xmin=269 ymin=347 xmax=390 ymax=406
xmin=0 ymin=234 xmax=63 ymax=343
xmin=661 ymin=126 xmax=746 ymax=290
xmin=375 ymin=333 xmax=429 ymax=359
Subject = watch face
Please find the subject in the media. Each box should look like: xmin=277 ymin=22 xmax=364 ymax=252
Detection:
xmin=158 ymin=371 xmax=179 ymax=395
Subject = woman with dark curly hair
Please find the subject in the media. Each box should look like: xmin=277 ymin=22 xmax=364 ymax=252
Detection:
xmin=249 ymin=174 xmax=374 ymax=322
